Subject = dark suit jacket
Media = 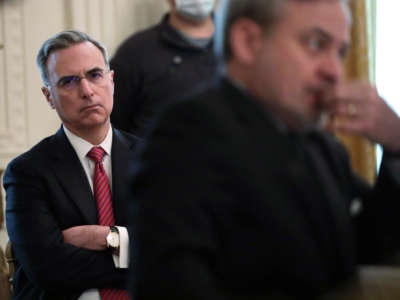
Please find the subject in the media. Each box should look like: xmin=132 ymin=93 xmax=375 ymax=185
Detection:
xmin=129 ymin=78 xmax=400 ymax=300
xmin=3 ymin=127 xmax=139 ymax=300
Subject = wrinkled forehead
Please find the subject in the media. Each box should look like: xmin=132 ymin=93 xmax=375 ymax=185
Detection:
xmin=281 ymin=0 xmax=351 ymax=42
xmin=44 ymin=44 xmax=107 ymax=87
xmin=47 ymin=42 xmax=107 ymax=76
xmin=288 ymin=0 xmax=351 ymax=21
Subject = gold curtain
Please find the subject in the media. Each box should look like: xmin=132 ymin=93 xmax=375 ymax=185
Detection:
xmin=337 ymin=0 xmax=376 ymax=184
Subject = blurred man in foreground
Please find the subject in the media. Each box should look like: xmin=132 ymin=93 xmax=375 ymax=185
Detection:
xmin=129 ymin=0 xmax=400 ymax=299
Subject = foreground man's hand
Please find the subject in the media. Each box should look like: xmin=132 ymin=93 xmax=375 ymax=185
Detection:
xmin=325 ymin=81 xmax=400 ymax=152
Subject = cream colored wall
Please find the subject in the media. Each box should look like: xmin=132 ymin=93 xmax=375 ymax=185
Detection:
xmin=0 ymin=0 xmax=168 ymax=250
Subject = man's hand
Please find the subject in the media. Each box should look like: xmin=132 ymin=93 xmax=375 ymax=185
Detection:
xmin=62 ymin=225 xmax=109 ymax=250
xmin=325 ymin=81 xmax=400 ymax=152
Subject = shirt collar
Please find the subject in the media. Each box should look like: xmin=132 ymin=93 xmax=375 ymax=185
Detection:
xmin=63 ymin=125 xmax=113 ymax=160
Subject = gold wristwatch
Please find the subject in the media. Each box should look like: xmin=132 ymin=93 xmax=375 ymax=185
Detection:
xmin=106 ymin=226 xmax=120 ymax=250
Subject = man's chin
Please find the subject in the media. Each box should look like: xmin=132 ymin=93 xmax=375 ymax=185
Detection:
xmin=79 ymin=117 xmax=109 ymax=129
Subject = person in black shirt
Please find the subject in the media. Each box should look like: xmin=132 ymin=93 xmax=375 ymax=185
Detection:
xmin=111 ymin=0 xmax=217 ymax=137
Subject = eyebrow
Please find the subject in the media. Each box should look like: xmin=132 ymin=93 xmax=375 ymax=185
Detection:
xmin=56 ymin=67 xmax=105 ymax=85
xmin=308 ymin=27 xmax=332 ymax=40
xmin=86 ymin=67 xmax=105 ymax=74
xmin=304 ymin=27 xmax=351 ymax=57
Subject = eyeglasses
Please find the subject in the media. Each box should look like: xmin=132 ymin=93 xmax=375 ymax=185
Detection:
xmin=51 ymin=68 xmax=111 ymax=91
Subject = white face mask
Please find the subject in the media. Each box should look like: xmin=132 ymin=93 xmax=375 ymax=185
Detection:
xmin=175 ymin=0 xmax=215 ymax=22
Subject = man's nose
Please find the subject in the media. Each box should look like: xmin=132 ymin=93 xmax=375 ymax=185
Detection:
xmin=79 ymin=77 xmax=94 ymax=98
xmin=318 ymin=54 xmax=343 ymax=85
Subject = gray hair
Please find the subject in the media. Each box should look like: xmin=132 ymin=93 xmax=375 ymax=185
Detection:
xmin=214 ymin=0 xmax=350 ymax=63
xmin=37 ymin=30 xmax=110 ymax=86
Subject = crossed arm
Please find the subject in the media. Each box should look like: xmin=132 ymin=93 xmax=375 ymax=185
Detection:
xmin=62 ymin=225 xmax=109 ymax=251
xmin=4 ymin=161 xmax=127 ymax=292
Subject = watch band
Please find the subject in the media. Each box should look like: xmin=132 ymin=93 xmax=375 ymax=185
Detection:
xmin=110 ymin=226 xmax=119 ymax=234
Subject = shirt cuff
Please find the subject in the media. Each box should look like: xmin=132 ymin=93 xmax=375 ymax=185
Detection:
xmin=111 ymin=226 xmax=129 ymax=268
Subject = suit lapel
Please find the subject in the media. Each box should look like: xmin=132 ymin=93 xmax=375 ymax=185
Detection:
xmin=49 ymin=127 xmax=98 ymax=224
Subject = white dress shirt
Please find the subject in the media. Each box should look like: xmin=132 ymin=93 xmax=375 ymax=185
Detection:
xmin=63 ymin=125 xmax=129 ymax=300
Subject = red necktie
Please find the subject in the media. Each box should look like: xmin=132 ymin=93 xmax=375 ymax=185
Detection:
xmin=87 ymin=147 xmax=130 ymax=300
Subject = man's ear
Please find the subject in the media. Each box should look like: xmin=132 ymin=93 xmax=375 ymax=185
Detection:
xmin=229 ymin=18 xmax=264 ymax=66
xmin=41 ymin=86 xmax=55 ymax=109
xmin=109 ymin=70 xmax=115 ymax=94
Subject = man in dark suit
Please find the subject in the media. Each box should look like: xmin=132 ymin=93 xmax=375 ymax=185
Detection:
xmin=3 ymin=30 xmax=137 ymax=299
xmin=129 ymin=0 xmax=400 ymax=299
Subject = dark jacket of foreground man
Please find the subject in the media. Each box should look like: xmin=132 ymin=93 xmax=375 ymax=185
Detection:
xmin=130 ymin=78 xmax=400 ymax=300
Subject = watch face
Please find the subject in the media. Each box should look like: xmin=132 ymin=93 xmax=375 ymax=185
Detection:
xmin=107 ymin=232 xmax=119 ymax=248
